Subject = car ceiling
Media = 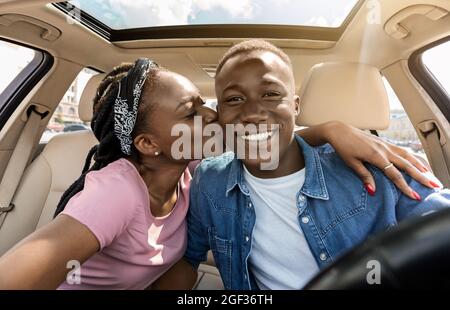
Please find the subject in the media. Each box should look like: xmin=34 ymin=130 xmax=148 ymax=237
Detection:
xmin=0 ymin=0 xmax=449 ymax=97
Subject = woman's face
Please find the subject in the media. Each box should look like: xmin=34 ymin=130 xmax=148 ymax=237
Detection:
xmin=141 ymin=70 xmax=217 ymax=163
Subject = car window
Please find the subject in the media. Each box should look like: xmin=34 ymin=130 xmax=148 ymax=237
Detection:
xmin=0 ymin=41 xmax=35 ymax=95
xmin=0 ymin=40 xmax=51 ymax=131
xmin=378 ymin=77 xmax=429 ymax=164
xmin=0 ymin=40 xmax=36 ymax=110
xmin=422 ymin=41 xmax=450 ymax=96
xmin=40 ymin=68 xmax=97 ymax=144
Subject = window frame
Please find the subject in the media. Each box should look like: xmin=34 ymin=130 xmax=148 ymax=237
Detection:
xmin=409 ymin=36 xmax=450 ymax=122
xmin=52 ymin=0 xmax=365 ymax=42
xmin=0 ymin=38 xmax=54 ymax=131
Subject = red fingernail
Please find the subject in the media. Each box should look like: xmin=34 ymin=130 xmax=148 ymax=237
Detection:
xmin=412 ymin=190 xmax=421 ymax=201
xmin=429 ymin=181 xmax=441 ymax=188
xmin=365 ymin=184 xmax=376 ymax=196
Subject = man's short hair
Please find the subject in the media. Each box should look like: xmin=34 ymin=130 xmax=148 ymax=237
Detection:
xmin=216 ymin=39 xmax=292 ymax=77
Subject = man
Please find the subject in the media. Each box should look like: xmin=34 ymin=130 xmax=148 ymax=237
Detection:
xmin=182 ymin=40 xmax=450 ymax=290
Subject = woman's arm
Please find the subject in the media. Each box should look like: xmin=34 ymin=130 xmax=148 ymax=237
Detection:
xmin=297 ymin=121 xmax=438 ymax=200
xmin=0 ymin=215 xmax=98 ymax=289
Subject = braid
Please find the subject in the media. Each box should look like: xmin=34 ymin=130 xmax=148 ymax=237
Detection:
xmin=54 ymin=62 xmax=151 ymax=217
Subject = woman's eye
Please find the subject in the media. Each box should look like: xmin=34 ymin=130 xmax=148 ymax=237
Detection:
xmin=187 ymin=110 xmax=198 ymax=118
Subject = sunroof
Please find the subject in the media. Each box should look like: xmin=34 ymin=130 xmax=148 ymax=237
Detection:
xmin=66 ymin=0 xmax=359 ymax=30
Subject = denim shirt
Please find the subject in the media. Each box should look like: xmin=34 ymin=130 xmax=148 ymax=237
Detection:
xmin=184 ymin=135 xmax=450 ymax=290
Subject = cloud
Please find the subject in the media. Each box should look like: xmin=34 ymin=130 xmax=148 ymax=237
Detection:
xmin=107 ymin=0 xmax=193 ymax=28
xmin=74 ymin=0 xmax=357 ymax=28
xmin=193 ymin=0 xmax=255 ymax=19
xmin=78 ymin=0 xmax=255 ymax=28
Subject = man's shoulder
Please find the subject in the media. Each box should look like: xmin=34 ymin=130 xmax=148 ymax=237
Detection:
xmin=310 ymin=142 xmax=385 ymax=186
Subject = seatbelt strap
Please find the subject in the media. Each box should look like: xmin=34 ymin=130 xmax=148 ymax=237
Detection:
xmin=0 ymin=107 xmax=45 ymax=229
xmin=418 ymin=120 xmax=450 ymax=188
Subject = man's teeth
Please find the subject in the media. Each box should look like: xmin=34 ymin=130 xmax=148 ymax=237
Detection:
xmin=240 ymin=132 xmax=272 ymax=141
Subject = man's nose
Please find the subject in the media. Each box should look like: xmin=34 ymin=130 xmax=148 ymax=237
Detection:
xmin=240 ymin=100 xmax=268 ymax=124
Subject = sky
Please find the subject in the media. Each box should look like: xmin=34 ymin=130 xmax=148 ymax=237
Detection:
xmin=423 ymin=41 xmax=450 ymax=97
xmin=0 ymin=42 xmax=34 ymax=93
xmin=69 ymin=0 xmax=358 ymax=29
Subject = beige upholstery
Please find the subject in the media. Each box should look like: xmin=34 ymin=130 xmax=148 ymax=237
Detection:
xmin=0 ymin=130 xmax=98 ymax=254
xmin=78 ymin=74 xmax=106 ymax=122
xmin=297 ymin=62 xmax=390 ymax=130
xmin=194 ymin=264 xmax=224 ymax=290
xmin=0 ymin=74 xmax=102 ymax=255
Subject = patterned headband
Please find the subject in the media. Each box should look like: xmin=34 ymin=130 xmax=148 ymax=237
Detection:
xmin=114 ymin=58 xmax=156 ymax=155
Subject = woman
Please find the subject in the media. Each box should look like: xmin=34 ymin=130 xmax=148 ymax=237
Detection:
xmin=0 ymin=58 xmax=435 ymax=289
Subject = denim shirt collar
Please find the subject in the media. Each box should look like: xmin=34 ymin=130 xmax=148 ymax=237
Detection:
xmin=225 ymin=135 xmax=329 ymax=200
xmin=225 ymin=154 xmax=250 ymax=196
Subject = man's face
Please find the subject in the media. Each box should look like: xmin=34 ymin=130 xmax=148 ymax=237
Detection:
xmin=215 ymin=50 xmax=299 ymax=170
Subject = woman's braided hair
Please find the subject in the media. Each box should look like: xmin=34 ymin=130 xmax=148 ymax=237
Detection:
xmin=54 ymin=60 xmax=163 ymax=217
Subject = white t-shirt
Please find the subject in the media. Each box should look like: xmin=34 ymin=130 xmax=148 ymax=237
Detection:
xmin=243 ymin=165 xmax=319 ymax=290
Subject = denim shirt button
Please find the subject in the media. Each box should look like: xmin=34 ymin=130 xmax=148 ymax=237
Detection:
xmin=248 ymin=202 xmax=252 ymax=209
xmin=319 ymin=253 xmax=327 ymax=261
xmin=302 ymin=216 xmax=310 ymax=224
xmin=298 ymin=195 xmax=306 ymax=204
xmin=245 ymin=236 xmax=250 ymax=242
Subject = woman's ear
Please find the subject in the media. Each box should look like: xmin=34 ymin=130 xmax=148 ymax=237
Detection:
xmin=294 ymin=95 xmax=300 ymax=117
xmin=133 ymin=133 xmax=161 ymax=157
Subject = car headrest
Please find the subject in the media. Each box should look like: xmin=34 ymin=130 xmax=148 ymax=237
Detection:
xmin=296 ymin=62 xmax=390 ymax=130
xmin=78 ymin=73 xmax=106 ymax=122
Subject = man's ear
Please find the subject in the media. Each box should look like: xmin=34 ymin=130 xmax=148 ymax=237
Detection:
xmin=133 ymin=133 xmax=161 ymax=157
xmin=293 ymin=95 xmax=300 ymax=117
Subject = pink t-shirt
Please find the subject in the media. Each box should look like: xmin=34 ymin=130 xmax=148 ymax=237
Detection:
xmin=58 ymin=158 xmax=190 ymax=290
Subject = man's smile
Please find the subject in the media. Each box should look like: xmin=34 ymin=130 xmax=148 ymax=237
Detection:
xmin=236 ymin=127 xmax=279 ymax=142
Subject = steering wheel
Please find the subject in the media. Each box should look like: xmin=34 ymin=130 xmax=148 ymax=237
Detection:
xmin=304 ymin=208 xmax=450 ymax=289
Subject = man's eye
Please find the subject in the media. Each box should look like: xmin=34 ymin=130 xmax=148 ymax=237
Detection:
xmin=226 ymin=96 xmax=244 ymax=103
xmin=263 ymin=92 xmax=280 ymax=97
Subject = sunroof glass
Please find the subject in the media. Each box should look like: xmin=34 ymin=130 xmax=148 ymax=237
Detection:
xmin=65 ymin=0 xmax=359 ymax=30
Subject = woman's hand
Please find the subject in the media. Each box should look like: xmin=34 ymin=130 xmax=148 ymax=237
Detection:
xmin=0 ymin=215 xmax=99 ymax=289
xmin=297 ymin=121 xmax=441 ymax=200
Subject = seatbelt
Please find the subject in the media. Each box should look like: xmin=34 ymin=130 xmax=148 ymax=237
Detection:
xmin=0 ymin=106 xmax=47 ymax=229
xmin=418 ymin=120 xmax=450 ymax=188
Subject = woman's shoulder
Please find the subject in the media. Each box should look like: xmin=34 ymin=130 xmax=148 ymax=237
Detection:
xmin=62 ymin=158 xmax=148 ymax=249
xmin=86 ymin=158 xmax=147 ymax=196
xmin=72 ymin=158 xmax=149 ymax=216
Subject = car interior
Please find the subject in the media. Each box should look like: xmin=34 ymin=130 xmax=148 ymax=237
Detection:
xmin=0 ymin=0 xmax=449 ymax=289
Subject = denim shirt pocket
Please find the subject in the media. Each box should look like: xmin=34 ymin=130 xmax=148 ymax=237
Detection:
xmin=317 ymin=187 xmax=368 ymax=240
xmin=208 ymin=227 xmax=232 ymax=288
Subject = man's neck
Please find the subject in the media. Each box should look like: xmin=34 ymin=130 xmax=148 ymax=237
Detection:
xmin=243 ymin=139 xmax=305 ymax=179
